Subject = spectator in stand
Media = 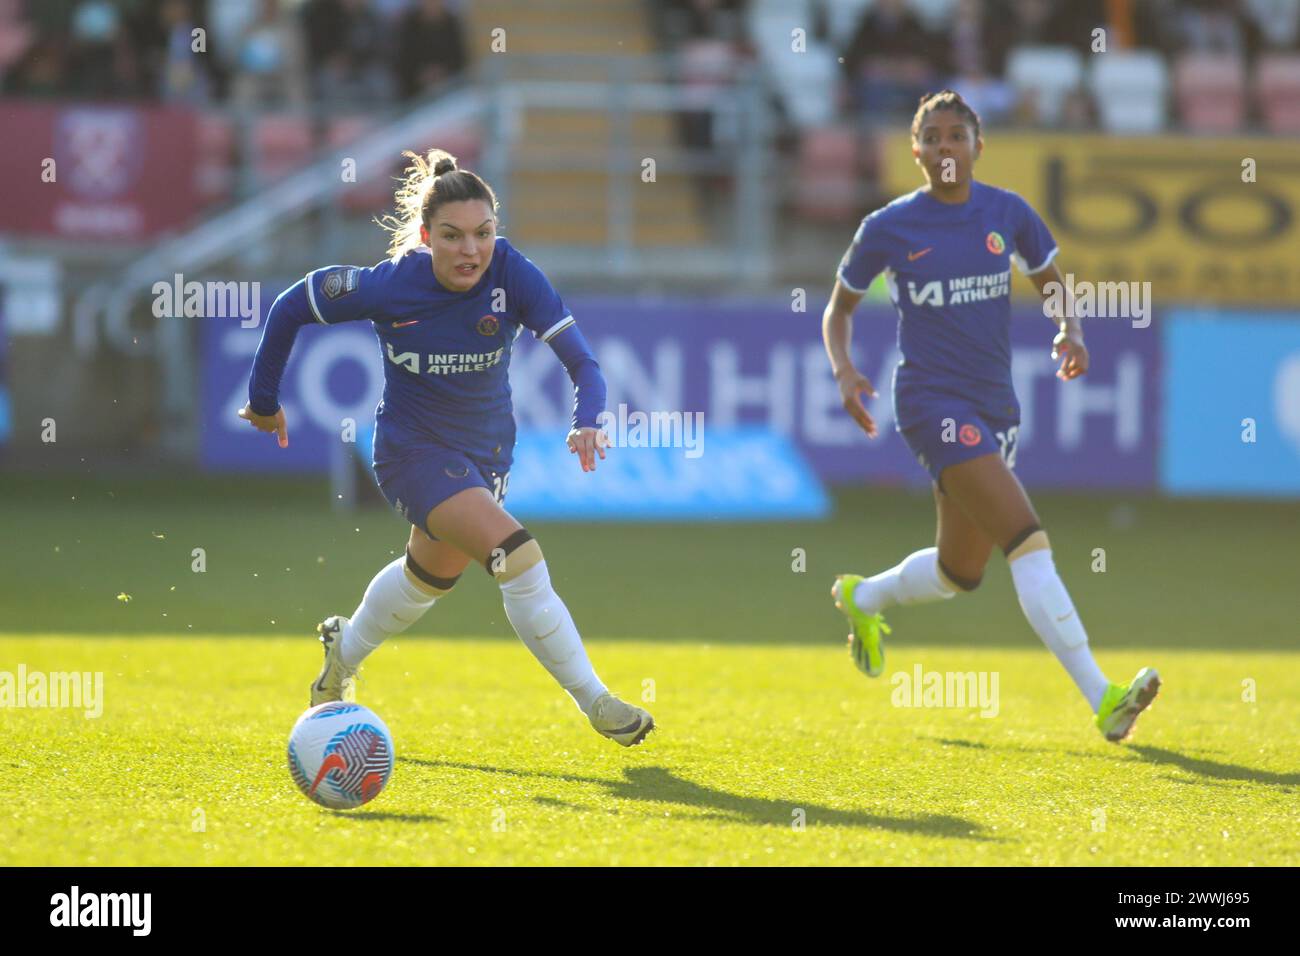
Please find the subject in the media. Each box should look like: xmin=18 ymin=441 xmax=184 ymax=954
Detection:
xmin=1173 ymin=0 xmax=1250 ymax=56
xmin=152 ymin=0 xmax=215 ymax=104
xmin=670 ymin=0 xmax=747 ymax=44
xmin=1003 ymin=0 xmax=1055 ymax=46
xmin=942 ymin=0 xmax=1015 ymax=126
xmin=1245 ymin=0 xmax=1300 ymax=53
xmin=67 ymin=0 xmax=142 ymax=99
xmin=3 ymin=35 xmax=64 ymax=98
xmin=230 ymin=0 xmax=307 ymax=108
xmin=394 ymin=0 xmax=467 ymax=101
xmin=302 ymin=0 xmax=393 ymax=105
xmin=206 ymin=0 xmax=258 ymax=97
xmin=842 ymin=0 xmax=939 ymax=120
xmin=373 ymin=0 xmax=416 ymax=21
xmin=1050 ymin=0 xmax=1108 ymax=53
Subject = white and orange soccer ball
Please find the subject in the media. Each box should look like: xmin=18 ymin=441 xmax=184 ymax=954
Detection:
xmin=288 ymin=702 xmax=394 ymax=809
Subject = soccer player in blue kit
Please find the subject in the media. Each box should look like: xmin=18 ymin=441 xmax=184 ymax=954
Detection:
xmin=238 ymin=149 xmax=653 ymax=747
xmin=823 ymin=92 xmax=1159 ymax=742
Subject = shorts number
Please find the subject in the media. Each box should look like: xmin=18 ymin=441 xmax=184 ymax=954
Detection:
xmin=994 ymin=426 xmax=1019 ymax=468
xmin=491 ymin=472 xmax=510 ymax=504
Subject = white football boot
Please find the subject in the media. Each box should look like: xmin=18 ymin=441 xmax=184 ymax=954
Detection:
xmin=310 ymin=615 xmax=358 ymax=706
xmin=588 ymin=693 xmax=654 ymax=747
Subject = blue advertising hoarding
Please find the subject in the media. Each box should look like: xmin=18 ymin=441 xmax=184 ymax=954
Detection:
xmin=202 ymin=293 xmax=1161 ymax=496
xmin=1161 ymin=312 xmax=1300 ymax=496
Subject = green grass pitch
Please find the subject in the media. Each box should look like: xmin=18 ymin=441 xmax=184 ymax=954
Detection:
xmin=1 ymin=475 xmax=1296 ymax=866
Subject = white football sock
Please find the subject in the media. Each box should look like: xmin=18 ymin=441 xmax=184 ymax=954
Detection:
xmin=500 ymin=560 xmax=608 ymax=715
xmin=853 ymin=547 xmax=959 ymax=615
xmin=340 ymin=557 xmax=439 ymax=668
xmin=1008 ymin=548 xmax=1110 ymax=711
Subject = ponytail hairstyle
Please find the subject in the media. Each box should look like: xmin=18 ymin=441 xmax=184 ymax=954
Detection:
xmin=379 ymin=148 xmax=500 ymax=260
xmin=910 ymin=89 xmax=982 ymax=142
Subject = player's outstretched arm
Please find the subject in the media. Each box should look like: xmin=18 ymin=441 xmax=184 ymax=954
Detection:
xmin=823 ymin=279 xmax=878 ymax=438
xmin=1029 ymin=261 xmax=1089 ymax=381
xmin=240 ymin=279 xmax=317 ymax=449
xmin=546 ymin=322 xmax=609 ymax=472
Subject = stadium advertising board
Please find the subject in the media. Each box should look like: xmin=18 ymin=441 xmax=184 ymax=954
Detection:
xmin=0 ymin=102 xmax=200 ymax=240
xmin=882 ymin=132 xmax=1300 ymax=307
xmin=1161 ymin=312 xmax=1300 ymax=496
xmin=202 ymin=294 xmax=1158 ymax=494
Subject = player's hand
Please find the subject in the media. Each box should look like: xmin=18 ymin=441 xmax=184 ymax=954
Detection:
xmin=836 ymin=368 xmax=879 ymax=438
xmin=566 ymin=426 xmax=609 ymax=472
xmin=1052 ymin=329 xmax=1089 ymax=381
xmin=238 ymin=402 xmax=288 ymax=448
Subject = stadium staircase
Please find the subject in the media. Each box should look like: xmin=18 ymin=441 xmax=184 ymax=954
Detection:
xmin=463 ymin=0 xmax=708 ymax=248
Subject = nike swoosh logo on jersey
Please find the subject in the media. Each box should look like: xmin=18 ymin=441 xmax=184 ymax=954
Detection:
xmin=907 ymin=247 xmax=933 ymax=261
xmin=392 ymin=319 xmax=419 ymax=328
xmin=1055 ymin=611 xmax=1075 ymax=622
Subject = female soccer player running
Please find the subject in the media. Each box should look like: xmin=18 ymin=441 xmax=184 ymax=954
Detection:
xmin=824 ymin=91 xmax=1158 ymax=742
xmin=238 ymin=149 xmax=653 ymax=747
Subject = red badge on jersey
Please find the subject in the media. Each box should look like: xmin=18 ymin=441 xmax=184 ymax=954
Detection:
xmin=985 ymin=231 xmax=1005 ymax=255
xmin=959 ymin=424 xmax=982 ymax=447
xmin=476 ymin=315 xmax=499 ymax=336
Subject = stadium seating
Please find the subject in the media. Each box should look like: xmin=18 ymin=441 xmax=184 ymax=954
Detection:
xmin=195 ymin=113 xmax=236 ymax=204
xmin=748 ymin=0 xmax=839 ymax=129
xmin=1255 ymin=53 xmax=1300 ymax=134
xmin=1090 ymin=50 xmax=1169 ymax=133
xmin=326 ymin=117 xmax=392 ymax=213
xmin=252 ymin=114 xmax=316 ymax=186
xmin=792 ymin=125 xmax=860 ymax=222
xmin=1174 ymin=52 xmax=1247 ymax=133
xmin=1005 ymin=46 xmax=1085 ymax=127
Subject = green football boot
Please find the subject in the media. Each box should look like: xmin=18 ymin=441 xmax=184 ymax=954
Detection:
xmin=832 ymin=574 xmax=891 ymax=678
xmin=1096 ymin=667 xmax=1161 ymax=742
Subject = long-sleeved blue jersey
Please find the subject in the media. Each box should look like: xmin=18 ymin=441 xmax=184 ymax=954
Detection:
xmin=248 ymin=236 xmax=605 ymax=468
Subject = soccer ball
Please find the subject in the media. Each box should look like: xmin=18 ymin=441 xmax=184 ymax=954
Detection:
xmin=288 ymin=702 xmax=394 ymax=809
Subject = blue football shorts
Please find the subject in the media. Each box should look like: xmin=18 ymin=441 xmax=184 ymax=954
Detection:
xmin=372 ymin=442 xmax=510 ymax=532
xmin=897 ymin=397 xmax=1021 ymax=488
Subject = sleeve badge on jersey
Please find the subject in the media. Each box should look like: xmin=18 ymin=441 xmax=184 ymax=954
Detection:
xmin=322 ymin=267 xmax=360 ymax=300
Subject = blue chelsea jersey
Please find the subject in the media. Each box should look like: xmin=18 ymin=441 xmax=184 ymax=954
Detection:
xmin=837 ymin=180 xmax=1058 ymax=425
xmin=305 ymin=236 xmax=580 ymax=466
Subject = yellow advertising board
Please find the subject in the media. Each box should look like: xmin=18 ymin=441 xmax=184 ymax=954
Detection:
xmin=881 ymin=132 xmax=1300 ymax=306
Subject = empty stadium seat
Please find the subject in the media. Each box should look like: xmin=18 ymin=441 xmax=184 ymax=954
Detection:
xmin=327 ymin=117 xmax=393 ymax=214
xmin=793 ymin=125 xmax=860 ymax=222
xmin=1255 ymin=53 xmax=1300 ymax=134
xmin=1174 ymin=52 xmax=1246 ymax=133
xmin=750 ymin=4 xmax=842 ymax=128
xmin=252 ymin=114 xmax=315 ymax=185
xmin=1090 ymin=50 xmax=1169 ymax=133
xmin=1005 ymin=46 xmax=1085 ymax=127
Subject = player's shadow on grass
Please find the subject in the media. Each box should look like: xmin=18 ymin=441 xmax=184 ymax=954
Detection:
xmin=1127 ymin=746 xmax=1300 ymax=788
xmin=329 ymin=810 xmax=446 ymax=823
xmin=401 ymin=757 xmax=994 ymax=840
xmin=930 ymin=738 xmax=1299 ymax=789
